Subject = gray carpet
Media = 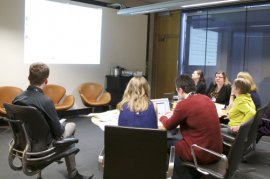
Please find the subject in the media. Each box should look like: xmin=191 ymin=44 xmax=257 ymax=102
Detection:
xmin=0 ymin=115 xmax=104 ymax=179
xmin=1 ymin=115 xmax=270 ymax=179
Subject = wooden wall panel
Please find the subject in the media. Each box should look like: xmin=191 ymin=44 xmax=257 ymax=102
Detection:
xmin=152 ymin=11 xmax=180 ymax=98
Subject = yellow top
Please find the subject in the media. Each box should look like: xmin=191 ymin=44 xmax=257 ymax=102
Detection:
xmin=228 ymin=93 xmax=256 ymax=126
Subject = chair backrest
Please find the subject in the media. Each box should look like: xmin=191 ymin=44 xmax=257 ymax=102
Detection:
xmin=43 ymin=84 xmax=66 ymax=104
xmin=226 ymin=118 xmax=254 ymax=178
xmin=79 ymin=83 xmax=103 ymax=100
xmin=103 ymin=125 xmax=167 ymax=179
xmin=4 ymin=103 xmax=51 ymax=153
xmin=4 ymin=103 xmax=80 ymax=176
xmin=0 ymin=86 xmax=23 ymax=115
xmin=244 ymin=105 xmax=267 ymax=149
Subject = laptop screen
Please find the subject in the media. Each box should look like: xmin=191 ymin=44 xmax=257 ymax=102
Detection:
xmin=151 ymin=98 xmax=170 ymax=115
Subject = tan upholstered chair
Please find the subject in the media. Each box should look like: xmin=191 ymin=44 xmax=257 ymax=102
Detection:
xmin=79 ymin=83 xmax=111 ymax=112
xmin=43 ymin=84 xmax=75 ymax=111
xmin=0 ymin=86 xmax=23 ymax=116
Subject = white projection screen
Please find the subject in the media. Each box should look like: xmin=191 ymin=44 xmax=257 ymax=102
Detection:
xmin=24 ymin=0 xmax=102 ymax=64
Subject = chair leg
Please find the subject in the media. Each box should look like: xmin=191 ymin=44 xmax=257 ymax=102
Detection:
xmin=37 ymin=171 xmax=42 ymax=179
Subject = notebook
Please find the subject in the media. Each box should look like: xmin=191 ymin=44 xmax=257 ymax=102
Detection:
xmin=151 ymin=98 xmax=171 ymax=115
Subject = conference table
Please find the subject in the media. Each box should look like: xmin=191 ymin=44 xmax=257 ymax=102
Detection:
xmin=90 ymin=103 xmax=229 ymax=131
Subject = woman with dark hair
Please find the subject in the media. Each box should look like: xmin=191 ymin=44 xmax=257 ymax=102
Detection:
xmin=206 ymin=70 xmax=231 ymax=105
xmin=192 ymin=69 xmax=206 ymax=94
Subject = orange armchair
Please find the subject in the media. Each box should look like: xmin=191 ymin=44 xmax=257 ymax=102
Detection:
xmin=43 ymin=84 xmax=75 ymax=111
xmin=0 ymin=86 xmax=23 ymax=116
xmin=79 ymin=83 xmax=111 ymax=112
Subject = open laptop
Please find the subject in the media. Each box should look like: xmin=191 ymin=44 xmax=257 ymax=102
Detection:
xmin=150 ymin=98 xmax=170 ymax=115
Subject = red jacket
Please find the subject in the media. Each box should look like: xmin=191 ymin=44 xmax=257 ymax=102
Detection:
xmin=160 ymin=94 xmax=223 ymax=164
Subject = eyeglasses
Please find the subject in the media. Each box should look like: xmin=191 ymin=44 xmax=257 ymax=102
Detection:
xmin=215 ymin=76 xmax=224 ymax=79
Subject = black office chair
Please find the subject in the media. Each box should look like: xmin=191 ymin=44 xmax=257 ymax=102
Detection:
xmin=222 ymin=105 xmax=267 ymax=160
xmin=3 ymin=103 xmax=80 ymax=179
xmin=98 ymin=125 xmax=175 ymax=179
xmin=182 ymin=118 xmax=255 ymax=179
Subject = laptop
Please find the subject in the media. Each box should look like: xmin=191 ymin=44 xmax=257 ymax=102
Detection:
xmin=151 ymin=98 xmax=170 ymax=115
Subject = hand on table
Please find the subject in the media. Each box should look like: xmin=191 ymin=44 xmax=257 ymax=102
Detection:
xmin=159 ymin=111 xmax=173 ymax=120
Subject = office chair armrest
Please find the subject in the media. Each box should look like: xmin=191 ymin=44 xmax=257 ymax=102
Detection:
xmin=220 ymin=123 xmax=229 ymax=128
xmin=53 ymin=137 xmax=79 ymax=147
xmin=262 ymin=117 xmax=270 ymax=122
xmin=167 ymin=146 xmax=175 ymax=179
xmin=190 ymin=144 xmax=228 ymax=175
xmin=2 ymin=117 xmax=22 ymax=124
xmin=221 ymin=133 xmax=235 ymax=147
xmin=98 ymin=147 xmax=104 ymax=171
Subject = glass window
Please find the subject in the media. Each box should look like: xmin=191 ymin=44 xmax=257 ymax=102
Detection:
xmin=180 ymin=3 xmax=270 ymax=105
xmin=245 ymin=4 xmax=270 ymax=105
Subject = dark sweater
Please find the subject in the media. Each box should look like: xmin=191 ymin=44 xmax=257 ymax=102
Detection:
xmin=196 ymin=81 xmax=206 ymax=94
xmin=250 ymin=91 xmax=261 ymax=110
xmin=206 ymin=82 xmax=231 ymax=106
xmin=13 ymin=85 xmax=64 ymax=145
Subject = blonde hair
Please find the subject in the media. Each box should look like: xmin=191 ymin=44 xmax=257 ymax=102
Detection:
xmin=237 ymin=72 xmax=257 ymax=91
xmin=117 ymin=76 xmax=150 ymax=112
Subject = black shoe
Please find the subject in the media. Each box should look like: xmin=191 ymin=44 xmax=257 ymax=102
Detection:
xmin=71 ymin=171 xmax=94 ymax=179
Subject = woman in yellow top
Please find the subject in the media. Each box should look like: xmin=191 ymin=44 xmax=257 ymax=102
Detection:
xmin=222 ymin=78 xmax=256 ymax=134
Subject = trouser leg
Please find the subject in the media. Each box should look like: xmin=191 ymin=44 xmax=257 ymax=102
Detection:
xmin=65 ymin=153 xmax=78 ymax=178
xmin=62 ymin=122 xmax=77 ymax=178
xmin=173 ymin=156 xmax=201 ymax=179
xmin=62 ymin=122 xmax=76 ymax=138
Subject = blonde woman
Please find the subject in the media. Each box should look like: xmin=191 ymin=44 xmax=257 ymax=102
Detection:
xmin=117 ymin=76 xmax=158 ymax=129
xmin=237 ymin=72 xmax=261 ymax=110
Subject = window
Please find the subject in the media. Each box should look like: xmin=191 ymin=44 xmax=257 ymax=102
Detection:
xmin=180 ymin=3 xmax=270 ymax=105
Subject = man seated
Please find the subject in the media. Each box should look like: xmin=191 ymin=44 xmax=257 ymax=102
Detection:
xmin=159 ymin=74 xmax=223 ymax=179
xmin=13 ymin=62 xmax=94 ymax=179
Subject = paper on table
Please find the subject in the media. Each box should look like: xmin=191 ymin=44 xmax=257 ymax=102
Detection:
xmin=88 ymin=109 xmax=119 ymax=122
xmin=215 ymin=103 xmax=228 ymax=118
xmin=89 ymin=110 xmax=120 ymax=131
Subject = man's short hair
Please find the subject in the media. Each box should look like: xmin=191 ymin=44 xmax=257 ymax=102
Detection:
xmin=175 ymin=74 xmax=196 ymax=93
xmin=28 ymin=62 xmax=50 ymax=85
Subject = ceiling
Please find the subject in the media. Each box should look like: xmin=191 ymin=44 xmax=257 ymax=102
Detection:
xmin=71 ymin=0 xmax=268 ymax=15
xmin=96 ymin=0 xmax=170 ymax=7
xmin=93 ymin=0 xmax=263 ymax=8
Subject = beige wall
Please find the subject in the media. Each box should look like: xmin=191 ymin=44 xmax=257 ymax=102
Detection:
xmin=0 ymin=0 xmax=148 ymax=109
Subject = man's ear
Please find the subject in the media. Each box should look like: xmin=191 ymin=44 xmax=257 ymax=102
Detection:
xmin=176 ymin=87 xmax=182 ymax=94
xmin=44 ymin=78 xmax=48 ymax=85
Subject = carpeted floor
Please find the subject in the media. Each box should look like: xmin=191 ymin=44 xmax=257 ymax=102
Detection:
xmin=1 ymin=115 xmax=270 ymax=179
xmin=0 ymin=115 xmax=104 ymax=179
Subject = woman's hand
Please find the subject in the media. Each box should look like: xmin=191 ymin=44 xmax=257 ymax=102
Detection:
xmin=230 ymin=126 xmax=240 ymax=133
